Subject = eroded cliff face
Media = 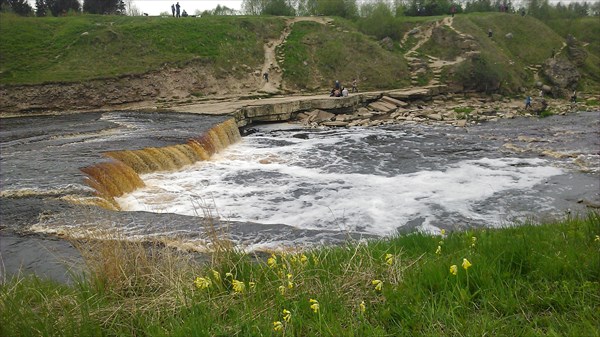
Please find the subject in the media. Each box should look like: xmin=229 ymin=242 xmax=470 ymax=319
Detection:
xmin=0 ymin=62 xmax=265 ymax=115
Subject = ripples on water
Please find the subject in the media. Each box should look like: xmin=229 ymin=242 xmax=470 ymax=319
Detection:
xmin=118 ymin=122 xmax=572 ymax=239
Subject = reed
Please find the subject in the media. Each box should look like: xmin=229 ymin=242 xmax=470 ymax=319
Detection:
xmin=1 ymin=213 xmax=598 ymax=336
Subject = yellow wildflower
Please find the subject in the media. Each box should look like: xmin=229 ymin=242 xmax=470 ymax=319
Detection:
xmin=371 ymin=279 xmax=383 ymax=292
xmin=595 ymin=235 xmax=600 ymax=242
xmin=312 ymin=254 xmax=319 ymax=264
xmin=273 ymin=321 xmax=283 ymax=332
xmin=462 ymin=258 xmax=472 ymax=270
xmin=309 ymin=299 xmax=320 ymax=313
xmin=471 ymin=236 xmax=477 ymax=248
xmin=225 ymin=272 xmax=233 ymax=278
xmin=435 ymin=245 xmax=442 ymax=255
xmin=278 ymin=285 xmax=285 ymax=295
xmin=441 ymin=229 xmax=446 ymax=236
xmin=359 ymin=300 xmax=366 ymax=313
xmin=385 ymin=253 xmax=394 ymax=266
xmin=249 ymin=281 xmax=256 ymax=290
xmin=282 ymin=309 xmax=291 ymax=322
xmin=300 ymin=254 xmax=308 ymax=264
xmin=211 ymin=270 xmax=221 ymax=282
xmin=267 ymin=254 xmax=277 ymax=268
xmin=194 ymin=276 xmax=211 ymax=290
xmin=232 ymin=279 xmax=245 ymax=293
xmin=450 ymin=265 xmax=458 ymax=276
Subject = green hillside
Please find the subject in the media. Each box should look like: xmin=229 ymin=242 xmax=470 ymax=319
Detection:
xmin=0 ymin=12 xmax=598 ymax=93
xmin=0 ymin=14 xmax=285 ymax=84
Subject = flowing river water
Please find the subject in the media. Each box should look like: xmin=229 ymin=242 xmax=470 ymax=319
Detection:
xmin=1 ymin=110 xmax=599 ymax=281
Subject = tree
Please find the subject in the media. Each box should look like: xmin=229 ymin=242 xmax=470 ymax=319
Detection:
xmin=242 ymin=0 xmax=268 ymax=15
xmin=35 ymin=0 xmax=47 ymax=16
xmin=263 ymin=0 xmax=296 ymax=16
xmin=296 ymin=0 xmax=317 ymax=16
xmin=1 ymin=0 xmax=34 ymax=15
xmin=42 ymin=0 xmax=81 ymax=16
xmin=315 ymin=0 xmax=357 ymax=18
xmin=83 ymin=0 xmax=125 ymax=14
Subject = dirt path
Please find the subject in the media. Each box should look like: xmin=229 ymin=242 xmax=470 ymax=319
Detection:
xmin=259 ymin=16 xmax=332 ymax=93
xmin=402 ymin=16 xmax=474 ymax=86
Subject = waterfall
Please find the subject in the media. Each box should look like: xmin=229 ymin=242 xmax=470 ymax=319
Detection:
xmin=80 ymin=118 xmax=241 ymax=209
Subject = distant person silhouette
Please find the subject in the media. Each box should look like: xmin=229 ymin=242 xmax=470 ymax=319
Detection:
xmin=176 ymin=2 xmax=180 ymax=17
xmin=171 ymin=4 xmax=175 ymax=17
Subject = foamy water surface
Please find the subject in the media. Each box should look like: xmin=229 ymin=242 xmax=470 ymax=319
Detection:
xmin=118 ymin=125 xmax=564 ymax=236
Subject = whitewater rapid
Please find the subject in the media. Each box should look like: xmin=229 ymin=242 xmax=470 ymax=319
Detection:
xmin=117 ymin=124 xmax=564 ymax=236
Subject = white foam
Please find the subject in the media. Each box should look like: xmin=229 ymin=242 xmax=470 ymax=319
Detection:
xmin=117 ymin=129 xmax=563 ymax=237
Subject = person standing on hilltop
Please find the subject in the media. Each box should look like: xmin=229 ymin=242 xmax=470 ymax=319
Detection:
xmin=171 ymin=4 xmax=175 ymax=17
xmin=176 ymin=2 xmax=180 ymax=18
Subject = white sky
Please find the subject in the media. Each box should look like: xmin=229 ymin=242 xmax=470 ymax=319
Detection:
xmin=132 ymin=0 xmax=243 ymax=15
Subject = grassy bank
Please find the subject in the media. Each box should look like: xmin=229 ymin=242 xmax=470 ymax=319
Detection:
xmin=1 ymin=213 xmax=599 ymax=336
xmin=0 ymin=14 xmax=284 ymax=85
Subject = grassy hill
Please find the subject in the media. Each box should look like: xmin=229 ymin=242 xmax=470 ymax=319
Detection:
xmin=0 ymin=12 xmax=598 ymax=97
xmin=0 ymin=14 xmax=285 ymax=85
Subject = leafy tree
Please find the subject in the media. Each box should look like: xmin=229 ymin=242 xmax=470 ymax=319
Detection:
xmin=0 ymin=0 xmax=34 ymax=15
xmin=358 ymin=1 xmax=400 ymax=39
xmin=35 ymin=0 xmax=47 ymax=16
xmin=296 ymin=0 xmax=317 ymax=16
xmin=41 ymin=0 xmax=81 ymax=16
xmin=263 ymin=0 xmax=295 ymax=15
xmin=242 ymin=0 xmax=268 ymax=15
xmin=315 ymin=0 xmax=357 ymax=18
xmin=83 ymin=0 xmax=125 ymax=14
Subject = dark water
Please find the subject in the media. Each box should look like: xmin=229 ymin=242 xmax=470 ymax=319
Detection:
xmin=1 ymin=111 xmax=599 ymax=282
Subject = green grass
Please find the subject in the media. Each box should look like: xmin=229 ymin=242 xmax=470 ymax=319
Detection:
xmin=280 ymin=20 xmax=410 ymax=92
xmin=2 ymin=213 xmax=599 ymax=336
xmin=0 ymin=13 xmax=285 ymax=85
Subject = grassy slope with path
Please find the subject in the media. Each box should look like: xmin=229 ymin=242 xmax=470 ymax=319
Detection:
xmin=1 ymin=13 xmax=598 ymax=93
xmin=0 ymin=14 xmax=285 ymax=85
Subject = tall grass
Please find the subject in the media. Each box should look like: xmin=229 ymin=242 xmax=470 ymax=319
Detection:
xmin=1 ymin=213 xmax=599 ymax=336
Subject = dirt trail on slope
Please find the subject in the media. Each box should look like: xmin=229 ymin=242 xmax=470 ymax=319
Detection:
xmin=403 ymin=16 xmax=475 ymax=86
xmin=259 ymin=16 xmax=333 ymax=93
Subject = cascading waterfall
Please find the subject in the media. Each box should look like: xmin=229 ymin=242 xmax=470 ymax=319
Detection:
xmin=80 ymin=118 xmax=241 ymax=210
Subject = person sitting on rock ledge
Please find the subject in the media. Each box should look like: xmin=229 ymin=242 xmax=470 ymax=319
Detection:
xmin=342 ymin=87 xmax=349 ymax=97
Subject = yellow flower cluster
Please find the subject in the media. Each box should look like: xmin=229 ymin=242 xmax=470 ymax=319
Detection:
xmin=385 ymin=253 xmax=394 ymax=266
xmin=309 ymin=299 xmax=320 ymax=313
xmin=371 ymin=279 xmax=383 ymax=292
xmin=282 ymin=309 xmax=291 ymax=322
xmin=449 ymin=258 xmax=472 ymax=275
xmin=273 ymin=308 xmax=292 ymax=332
xmin=470 ymin=236 xmax=477 ymax=248
xmin=462 ymin=258 xmax=472 ymax=270
xmin=359 ymin=300 xmax=366 ymax=313
xmin=435 ymin=245 xmax=442 ymax=255
xmin=194 ymin=276 xmax=212 ymax=290
xmin=232 ymin=279 xmax=245 ymax=293
xmin=273 ymin=321 xmax=283 ymax=332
